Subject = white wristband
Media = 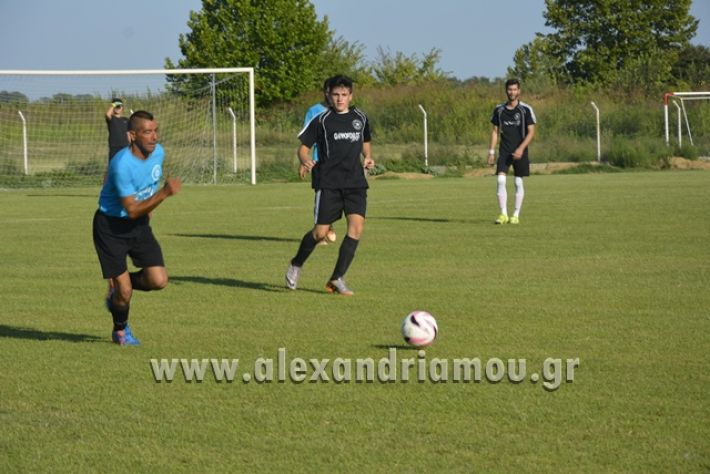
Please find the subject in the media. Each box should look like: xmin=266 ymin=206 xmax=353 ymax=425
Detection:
xmin=488 ymin=149 xmax=495 ymax=155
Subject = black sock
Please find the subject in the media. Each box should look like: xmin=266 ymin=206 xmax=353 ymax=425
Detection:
xmin=130 ymin=270 xmax=151 ymax=291
xmin=111 ymin=303 xmax=130 ymax=332
xmin=292 ymin=231 xmax=319 ymax=267
xmin=330 ymin=235 xmax=359 ymax=281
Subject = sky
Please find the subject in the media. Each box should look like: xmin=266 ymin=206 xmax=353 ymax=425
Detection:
xmin=0 ymin=0 xmax=708 ymax=85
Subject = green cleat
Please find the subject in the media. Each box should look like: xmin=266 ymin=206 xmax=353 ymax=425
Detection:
xmin=495 ymin=214 xmax=509 ymax=224
xmin=509 ymin=216 xmax=519 ymax=224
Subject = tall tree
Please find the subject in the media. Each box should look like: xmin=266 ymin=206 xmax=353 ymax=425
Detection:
xmin=513 ymin=0 xmax=698 ymax=87
xmin=165 ymin=0 xmax=331 ymax=106
xmin=371 ymin=47 xmax=449 ymax=86
xmin=318 ymin=36 xmax=372 ymax=86
xmin=509 ymin=35 xmax=565 ymax=85
xmin=672 ymin=44 xmax=710 ymax=89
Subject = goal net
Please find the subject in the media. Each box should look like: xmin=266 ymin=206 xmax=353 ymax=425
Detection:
xmin=663 ymin=91 xmax=710 ymax=151
xmin=0 ymin=68 xmax=256 ymax=187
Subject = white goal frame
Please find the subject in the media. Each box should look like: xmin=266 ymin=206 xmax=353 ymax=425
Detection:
xmin=663 ymin=91 xmax=710 ymax=148
xmin=0 ymin=67 xmax=257 ymax=184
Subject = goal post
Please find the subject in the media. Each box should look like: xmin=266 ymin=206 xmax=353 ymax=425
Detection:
xmin=0 ymin=68 xmax=256 ymax=186
xmin=663 ymin=91 xmax=710 ymax=147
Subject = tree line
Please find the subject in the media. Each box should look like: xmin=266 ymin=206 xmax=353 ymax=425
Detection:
xmin=166 ymin=0 xmax=708 ymax=106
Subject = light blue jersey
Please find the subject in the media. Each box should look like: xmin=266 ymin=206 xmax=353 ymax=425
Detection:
xmin=98 ymin=144 xmax=164 ymax=218
xmin=303 ymin=103 xmax=327 ymax=162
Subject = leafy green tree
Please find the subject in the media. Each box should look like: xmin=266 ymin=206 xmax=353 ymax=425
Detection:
xmin=318 ymin=36 xmax=373 ymax=86
xmin=371 ymin=47 xmax=449 ymax=86
xmin=672 ymin=44 xmax=710 ymax=89
xmin=165 ymin=0 xmax=331 ymax=106
xmin=509 ymin=35 xmax=565 ymax=86
xmin=514 ymin=0 xmax=698 ymax=87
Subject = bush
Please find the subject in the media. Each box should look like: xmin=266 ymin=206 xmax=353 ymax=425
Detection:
xmin=674 ymin=144 xmax=699 ymax=160
xmin=607 ymin=137 xmax=670 ymax=168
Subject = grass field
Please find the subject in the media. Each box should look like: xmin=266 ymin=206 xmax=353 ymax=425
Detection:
xmin=1 ymin=171 xmax=709 ymax=472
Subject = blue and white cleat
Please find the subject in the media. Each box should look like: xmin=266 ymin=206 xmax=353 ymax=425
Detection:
xmin=112 ymin=325 xmax=140 ymax=346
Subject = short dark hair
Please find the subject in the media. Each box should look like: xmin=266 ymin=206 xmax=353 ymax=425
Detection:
xmin=505 ymin=78 xmax=520 ymax=88
xmin=128 ymin=110 xmax=154 ymax=131
xmin=327 ymin=75 xmax=353 ymax=92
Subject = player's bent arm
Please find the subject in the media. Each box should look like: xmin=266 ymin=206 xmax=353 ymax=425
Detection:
xmin=298 ymin=144 xmax=315 ymax=169
xmin=361 ymin=142 xmax=374 ymax=169
xmin=121 ymin=178 xmax=181 ymax=220
xmin=297 ymin=144 xmax=315 ymax=179
xmin=524 ymin=124 xmax=536 ymax=145
xmin=514 ymin=124 xmax=536 ymax=157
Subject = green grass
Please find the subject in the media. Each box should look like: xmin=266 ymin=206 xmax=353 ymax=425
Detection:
xmin=1 ymin=172 xmax=709 ymax=473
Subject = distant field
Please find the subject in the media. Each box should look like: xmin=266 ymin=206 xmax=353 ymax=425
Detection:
xmin=1 ymin=172 xmax=708 ymax=472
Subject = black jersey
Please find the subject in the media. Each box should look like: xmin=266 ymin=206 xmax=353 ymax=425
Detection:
xmin=299 ymin=107 xmax=371 ymax=189
xmin=106 ymin=116 xmax=129 ymax=148
xmin=491 ymin=101 xmax=536 ymax=158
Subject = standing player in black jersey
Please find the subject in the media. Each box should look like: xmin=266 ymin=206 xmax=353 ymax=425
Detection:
xmin=105 ymin=98 xmax=130 ymax=161
xmin=487 ymin=78 xmax=536 ymax=224
xmin=285 ymin=75 xmax=375 ymax=296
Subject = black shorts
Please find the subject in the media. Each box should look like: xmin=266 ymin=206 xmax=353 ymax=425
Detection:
xmin=496 ymin=154 xmax=530 ymax=177
xmin=92 ymin=210 xmax=165 ymax=279
xmin=314 ymin=188 xmax=367 ymax=225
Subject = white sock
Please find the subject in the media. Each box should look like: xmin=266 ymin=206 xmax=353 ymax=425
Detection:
xmin=513 ymin=177 xmax=524 ymax=217
xmin=497 ymin=175 xmax=507 ymax=215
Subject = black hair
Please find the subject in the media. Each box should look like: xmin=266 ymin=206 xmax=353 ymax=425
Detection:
xmin=505 ymin=78 xmax=520 ymax=88
xmin=128 ymin=110 xmax=154 ymax=131
xmin=327 ymin=75 xmax=354 ymax=92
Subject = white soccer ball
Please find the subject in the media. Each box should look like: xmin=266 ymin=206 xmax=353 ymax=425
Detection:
xmin=401 ymin=311 xmax=438 ymax=347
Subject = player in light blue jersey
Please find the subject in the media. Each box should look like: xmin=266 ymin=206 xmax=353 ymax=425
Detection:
xmin=304 ymin=102 xmax=327 ymax=162
xmin=99 ymin=142 xmax=165 ymax=217
xmin=92 ymin=111 xmax=181 ymax=345
xmin=301 ymin=78 xmax=336 ymax=245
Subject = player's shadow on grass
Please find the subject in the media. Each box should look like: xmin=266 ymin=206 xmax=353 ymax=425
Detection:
xmin=170 ymin=275 xmax=321 ymax=294
xmin=26 ymin=194 xmax=96 ymax=198
xmin=0 ymin=324 xmax=102 ymax=343
xmin=172 ymin=233 xmax=298 ymax=243
xmin=369 ymin=216 xmax=469 ymax=224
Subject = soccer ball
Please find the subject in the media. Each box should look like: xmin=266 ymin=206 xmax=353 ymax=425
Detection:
xmin=401 ymin=311 xmax=438 ymax=347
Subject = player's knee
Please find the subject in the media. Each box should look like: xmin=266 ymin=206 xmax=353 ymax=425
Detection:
xmin=347 ymin=225 xmax=364 ymax=240
xmin=313 ymin=227 xmax=329 ymax=242
xmin=152 ymin=273 xmax=168 ymax=290
xmin=144 ymin=268 xmax=168 ymax=290
xmin=116 ymin=286 xmax=133 ymax=305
